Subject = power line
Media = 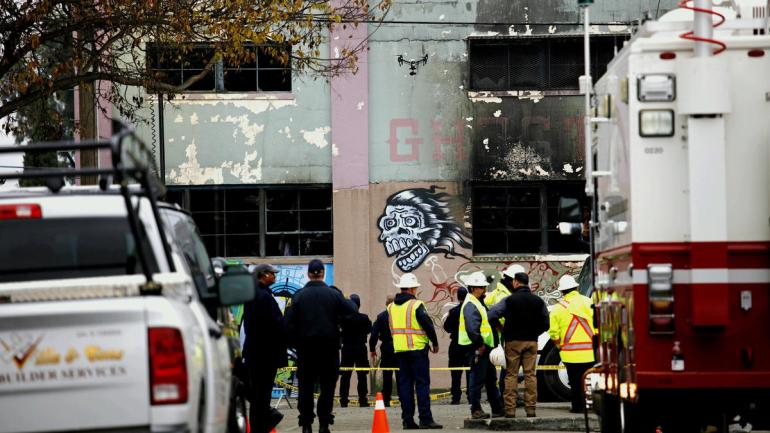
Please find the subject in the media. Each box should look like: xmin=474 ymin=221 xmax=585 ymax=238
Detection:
xmin=343 ymin=19 xmax=635 ymax=27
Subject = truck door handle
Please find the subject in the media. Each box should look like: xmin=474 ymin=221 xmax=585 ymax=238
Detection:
xmin=208 ymin=326 xmax=223 ymax=339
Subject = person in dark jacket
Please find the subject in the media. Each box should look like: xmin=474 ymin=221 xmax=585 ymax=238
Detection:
xmin=369 ymin=294 xmax=397 ymax=407
xmin=390 ymin=273 xmax=442 ymax=430
xmin=442 ymin=287 xmax=470 ymax=405
xmin=285 ymin=259 xmax=357 ymax=433
xmin=242 ymin=263 xmax=287 ymax=433
xmin=339 ymin=294 xmax=372 ymax=408
xmin=489 ymin=272 xmax=549 ymax=418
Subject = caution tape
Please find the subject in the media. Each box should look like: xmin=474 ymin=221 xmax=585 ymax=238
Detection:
xmin=278 ymin=365 xmax=565 ymax=372
xmin=273 ymin=377 xmax=456 ymax=406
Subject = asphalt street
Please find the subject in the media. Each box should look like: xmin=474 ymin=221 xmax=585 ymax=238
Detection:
xmin=270 ymin=400 xmax=594 ymax=433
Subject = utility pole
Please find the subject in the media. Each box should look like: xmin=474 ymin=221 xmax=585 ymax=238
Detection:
xmin=579 ymin=0 xmax=594 ymax=197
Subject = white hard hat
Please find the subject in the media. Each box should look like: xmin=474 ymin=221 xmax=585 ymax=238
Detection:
xmin=463 ymin=271 xmax=489 ymax=288
xmin=396 ymin=273 xmax=421 ymax=289
xmin=489 ymin=345 xmax=506 ymax=368
xmin=558 ymin=274 xmax=580 ymax=292
xmin=502 ymin=264 xmax=526 ymax=279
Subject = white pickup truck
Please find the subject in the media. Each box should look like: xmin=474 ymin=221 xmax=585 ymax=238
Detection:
xmin=0 ymin=133 xmax=254 ymax=433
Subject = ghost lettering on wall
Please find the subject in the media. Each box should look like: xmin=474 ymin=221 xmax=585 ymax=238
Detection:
xmin=377 ymin=186 xmax=472 ymax=272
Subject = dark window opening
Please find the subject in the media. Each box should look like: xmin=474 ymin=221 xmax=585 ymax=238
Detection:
xmin=472 ymin=182 xmax=589 ymax=255
xmin=147 ymin=43 xmax=291 ymax=92
xmin=469 ymin=36 xmax=627 ymax=91
xmin=164 ymin=186 xmax=332 ymax=258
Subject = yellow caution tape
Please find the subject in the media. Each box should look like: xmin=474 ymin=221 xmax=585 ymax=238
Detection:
xmin=273 ymin=377 xmax=456 ymax=406
xmin=278 ymin=365 xmax=565 ymax=372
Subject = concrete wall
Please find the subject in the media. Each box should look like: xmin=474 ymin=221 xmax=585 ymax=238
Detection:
xmin=127 ymin=0 xmax=682 ymax=390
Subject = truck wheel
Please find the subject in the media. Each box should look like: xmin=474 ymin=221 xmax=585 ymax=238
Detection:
xmin=599 ymin=391 xmax=621 ymax=433
xmin=538 ymin=343 xmax=571 ymax=402
xmin=227 ymin=387 xmax=248 ymax=433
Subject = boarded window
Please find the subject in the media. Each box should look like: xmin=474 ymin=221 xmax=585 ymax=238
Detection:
xmin=472 ymin=182 xmax=589 ymax=254
xmin=164 ymin=186 xmax=331 ymax=257
xmin=146 ymin=43 xmax=292 ymax=92
xmin=469 ymin=36 xmax=626 ymax=91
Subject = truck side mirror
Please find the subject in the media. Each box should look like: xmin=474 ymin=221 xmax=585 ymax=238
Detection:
xmin=218 ymin=271 xmax=256 ymax=306
xmin=557 ymin=197 xmax=584 ymax=236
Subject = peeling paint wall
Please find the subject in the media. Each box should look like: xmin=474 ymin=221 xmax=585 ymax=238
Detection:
xmin=129 ymin=66 xmax=332 ymax=185
xmin=368 ymin=0 xmax=679 ymax=183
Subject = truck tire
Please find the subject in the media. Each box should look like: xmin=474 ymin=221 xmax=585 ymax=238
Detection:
xmin=227 ymin=385 xmax=248 ymax=433
xmin=537 ymin=343 xmax=571 ymax=402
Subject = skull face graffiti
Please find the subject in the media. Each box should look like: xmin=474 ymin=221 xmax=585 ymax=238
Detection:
xmin=378 ymin=205 xmax=432 ymax=271
xmin=377 ymin=187 xmax=472 ymax=273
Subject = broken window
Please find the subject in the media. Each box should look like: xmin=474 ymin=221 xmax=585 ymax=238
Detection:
xmin=471 ymin=182 xmax=589 ymax=255
xmin=468 ymin=36 xmax=626 ymax=91
xmin=164 ymin=186 xmax=331 ymax=257
xmin=146 ymin=43 xmax=292 ymax=92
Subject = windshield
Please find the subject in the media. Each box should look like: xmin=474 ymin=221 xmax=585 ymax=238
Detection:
xmin=0 ymin=217 xmax=158 ymax=283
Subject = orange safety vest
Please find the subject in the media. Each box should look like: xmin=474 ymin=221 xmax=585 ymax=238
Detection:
xmin=549 ymin=292 xmax=596 ymax=363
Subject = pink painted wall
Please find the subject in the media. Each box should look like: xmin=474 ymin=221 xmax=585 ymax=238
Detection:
xmin=330 ymin=3 xmax=369 ymax=190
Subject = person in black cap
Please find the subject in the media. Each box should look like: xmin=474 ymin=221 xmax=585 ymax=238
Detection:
xmin=339 ymin=293 xmax=372 ymax=408
xmin=242 ymin=263 xmax=287 ymax=433
xmin=369 ymin=294 xmax=397 ymax=407
xmin=285 ymin=259 xmax=357 ymax=433
xmin=442 ymin=287 xmax=470 ymax=405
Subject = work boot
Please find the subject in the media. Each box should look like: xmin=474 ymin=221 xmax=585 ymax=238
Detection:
xmin=526 ymin=412 xmax=536 ymax=418
xmin=403 ymin=420 xmax=421 ymax=430
xmin=319 ymin=424 xmax=331 ymax=433
xmin=419 ymin=420 xmax=443 ymax=429
xmin=268 ymin=409 xmax=284 ymax=430
xmin=302 ymin=425 xmax=313 ymax=433
xmin=471 ymin=410 xmax=490 ymax=420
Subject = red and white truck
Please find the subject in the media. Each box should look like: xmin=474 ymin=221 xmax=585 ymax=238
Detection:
xmin=565 ymin=0 xmax=770 ymax=431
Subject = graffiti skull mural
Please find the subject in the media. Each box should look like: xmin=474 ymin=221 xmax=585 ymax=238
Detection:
xmin=377 ymin=186 xmax=472 ymax=272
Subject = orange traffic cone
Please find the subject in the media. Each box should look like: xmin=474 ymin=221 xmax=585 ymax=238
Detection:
xmin=269 ymin=429 xmax=276 ymax=433
xmin=371 ymin=392 xmax=390 ymax=433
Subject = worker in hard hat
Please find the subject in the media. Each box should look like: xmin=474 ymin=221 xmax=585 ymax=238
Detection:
xmin=548 ymin=274 xmax=596 ymax=414
xmin=389 ymin=273 xmax=443 ymax=430
xmin=485 ymin=263 xmax=525 ymax=395
xmin=489 ymin=271 xmax=549 ymax=418
xmin=484 ymin=263 xmax=524 ymax=307
xmin=459 ymin=271 xmax=504 ymax=420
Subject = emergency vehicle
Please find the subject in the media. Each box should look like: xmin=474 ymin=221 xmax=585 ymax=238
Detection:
xmin=567 ymin=0 xmax=770 ymax=431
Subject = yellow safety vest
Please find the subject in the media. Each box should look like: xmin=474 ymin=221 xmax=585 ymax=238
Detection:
xmin=458 ymin=295 xmax=494 ymax=348
xmin=548 ymin=291 xmax=596 ymax=363
xmin=388 ymin=300 xmax=430 ymax=352
xmin=484 ymin=282 xmax=511 ymax=307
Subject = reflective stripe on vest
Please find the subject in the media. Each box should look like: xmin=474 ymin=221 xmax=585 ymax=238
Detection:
xmin=458 ymin=295 xmax=494 ymax=347
xmin=559 ymin=300 xmax=595 ymax=352
xmin=388 ymin=300 xmax=429 ymax=352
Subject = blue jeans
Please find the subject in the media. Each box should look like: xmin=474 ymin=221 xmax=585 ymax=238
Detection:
xmin=396 ymin=348 xmax=433 ymax=424
xmin=467 ymin=348 xmax=503 ymax=413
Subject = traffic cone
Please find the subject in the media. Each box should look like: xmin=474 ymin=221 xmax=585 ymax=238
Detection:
xmin=371 ymin=392 xmax=390 ymax=433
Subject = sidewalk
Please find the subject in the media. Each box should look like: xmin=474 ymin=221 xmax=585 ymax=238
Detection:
xmin=271 ymin=399 xmax=596 ymax=432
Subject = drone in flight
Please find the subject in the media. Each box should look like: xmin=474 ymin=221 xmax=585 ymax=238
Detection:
xmin=396 ymin=54 xmax=429 ymax=76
